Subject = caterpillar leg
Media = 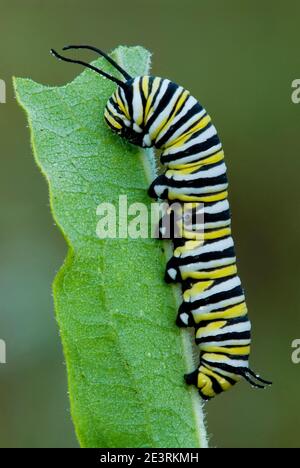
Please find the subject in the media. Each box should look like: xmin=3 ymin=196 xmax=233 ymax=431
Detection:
xmin=176 ymin=302 xmax=195 ymax=327
xmin=241 ymin=368 xmax=272 ymax=389
xmin=200 ymin=353 xmax=272 ymax=394
xmin=148 ymin=174 xmax=169 ymax=200
xmin=165 ymin=256 xmax=181 ymax=283
xmin=184 ymin=364 xmax=238 ymax=400
xmin=184 ymin=369 xmax=199 ymax=386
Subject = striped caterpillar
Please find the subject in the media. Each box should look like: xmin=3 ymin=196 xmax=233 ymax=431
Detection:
xmin=51 ymin=45 xmax=271 ymax=400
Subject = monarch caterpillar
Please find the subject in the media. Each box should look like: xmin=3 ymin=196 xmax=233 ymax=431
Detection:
xmin=51 ymin=45 xmax=271 ymax=400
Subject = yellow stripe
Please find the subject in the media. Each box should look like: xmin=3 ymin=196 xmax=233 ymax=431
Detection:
xmin=157 ymin=89 xmax=190 ymax=142
xmin=197 ymin=320 xmax=227 ymax=335
xmin=169 ymin=150 xmax=224 ymax=170
xmin=104 ymin=110 xmax=122 ymax=130
xmin=181 ymin=264 xmax=237 ymax=281
xmin=179 ymin=227 xmax=231 ymax=241
xmin=142 ymin=77 xmax=150 ymax=124
xmin=167 ymin=190 xmax=228 ymax=202
xmin=152 ymin=90 xmax=191 ymax=141
xmin=142 ymin=76 xmax=149 ymax=100
xmin=179 ymin=230 xmax=204 ymax=241
xmin=193 ymin=302 xmax=248 ymax=324
xmin=197 ymin=372 xmax=215 ymax=397
xmin=174 ymin=240 xmax=202 ymax=257
xmin=202 ymin=353 xmax=228 ymax=362
xmin=161 ymin=89 xmax=190 ymax=136
xmin=166 ymin=161 xmax=208 ymax=177
xmin=204 ymin=363 xmax=242 ymax=383
xmin=203 ymin=227 xmax=231 ymax=240
xmin=201 ymin=345 xmax=250 ymax=355
xmin=201 ymin=367 xmax=233 ymax=391
xmin=167 ymin=115 xmax=211 ymax=149
xmin=171 ymin=89 xmax=189 ymax=118
xmin=144 ymin=77 xmax=161 ymax=122
xmin=115 ymin=90 xmax=130 ymax=120
xmin=183 ymin=280 xmax=213 ymax=301
xmin=200 ymin=151 xmax=224 ymax=166
xmin=151 ymin=115 xmax=171 ymax=140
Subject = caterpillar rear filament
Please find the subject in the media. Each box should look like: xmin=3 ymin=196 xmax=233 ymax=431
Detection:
xmin=51 ymin=45 xmax=272 ymax=400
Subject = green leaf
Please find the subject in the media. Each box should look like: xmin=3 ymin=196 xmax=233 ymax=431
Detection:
xmin=14 ymin=46 xmax=207 ymax=448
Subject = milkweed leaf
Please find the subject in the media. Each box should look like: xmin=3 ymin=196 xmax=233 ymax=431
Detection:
xmin=14 ymin=46 xmax=207 ymax=448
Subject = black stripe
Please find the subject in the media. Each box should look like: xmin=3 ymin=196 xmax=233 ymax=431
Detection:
xmin=180 ymin=259 xmax=236 ymax=275
xmin=145 ymin=77 xmax=163 ymax=124
xmin=139 ymin=77 xmax=147 ymax=126
xmin=122 ymin=79 xmax=134 ymax=122
xmin=164 ymin=173 xmax=228 ymax=189
xmin=209 ymin=374 xmax=224 ymax=395
xmin=204 ymin=209 xmax=231 ymax=223
xmin=146 ymin=76 xmax=155 ymax=98
xmin=203 ymin=226 xmax=231 ymax=234
xmin=161 ymin=134 xmax=221 ymax=163
xmin=182 ymin=285 xmax=244 ymax=312
xmin=171 ymin=245 xmax=236 ymax=266
xmin=109 ymin=96 xmax=124 ymax=116
xmin=154 ymin=87 xmax=189 ymax=145
xmin=117 ymin=88 xmax=129 ymax=117
xmin=106 ymin=107 xmax=123 ymax=126
xmin=202 ymin=364 xmax=238 ymax=386
xmin=189 ymin=159 xmax=225 ymax=174
xmin=202 ymin=364 xmax=237 ymax=388
xmin=144 ymin=81 xmax=179 ymax=132
xmin=196 ymin=331 xmax=251 ymax=344
xmin=182 ymin=120 xmax=213 ymax=143
xmin=195 ymin=315 xmax=249 ymax=328
xmin=156 ymin=102 xmax=203 ymax=147
xmin=201 ymin=360 xmax=249 ymax=377
xmin=167 ymin=200 xmax=230 ymax=223
xmin=158 ymin=187 xmax=227 ymax=202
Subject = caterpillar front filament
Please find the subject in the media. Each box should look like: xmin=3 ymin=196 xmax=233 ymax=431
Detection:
xmin=51 ymin=45 xmax=272 ymax=400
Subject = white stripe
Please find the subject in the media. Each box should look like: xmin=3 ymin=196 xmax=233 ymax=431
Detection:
xmin=167 ymin=162 xmax=226 ymax=182
xmin=149 ymin=86 xmax=184 ymax=140
xmin=143 ymin=77 xmax=163 ymax=123
xmin=164 ymin=125 xmax=217 ymax=155
xmin=202 ymin=354 xmax=249 ymax=368
xmin=198 ymin=321 xmax=251 ymax=339
xmin=176 ymin=236 xmax=234 ymax=259
xmin=165 ymin=143 xmax=223 ymax=167
xmin=204 ymin=200 xmax=229 ymax=214
xmin=161 ymin=108 xmax=206 ymax=147
xmin=179 ymin=312 xmax=190 ymax=325
xmin=107 ymin=101 xmax=130 ymax=126
xmin=191 ymin=295 xmax=245 ymax=316
xmin=203 ymin=363 xmax=242 ymax=381
xmin=158 ymin=96 xmax=203 ymax=144
xmin=169 ymin=183 xmax=228 ymax=195
xmin=186 ymin=276 xmax=241 ymax=303
xmin=182 ymin=220 xmax=230 ymax=231
xmin=119 ymin=87 xmax=129 ymax=111
xmin=167 ymin=268 xmax=177 ymax=280
xmin=146 ymin=79 xmax=170 ymax=127
xmin=132 ymin=78 xmax=143 ymax=129
xmin=202 ymin=339 xmax=250 ymax=347
xmin=180 ymin=256 xmax=236 ymax=273
xmin=203 ymin=220 xmax=231 ymax=229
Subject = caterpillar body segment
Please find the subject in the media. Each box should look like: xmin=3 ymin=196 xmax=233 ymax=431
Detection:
xmin=51 ymin=46 xmax=271 ymax=400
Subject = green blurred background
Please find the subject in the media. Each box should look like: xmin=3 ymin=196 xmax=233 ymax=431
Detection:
xmin=0 ymin=0 xmax=299 ymax=448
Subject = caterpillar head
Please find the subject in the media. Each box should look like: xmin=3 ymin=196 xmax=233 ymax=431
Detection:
xmin=104 ymin=84 xmax=146 ymax=147
xmin=50 ymin=45 xmax=145 ymax=147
